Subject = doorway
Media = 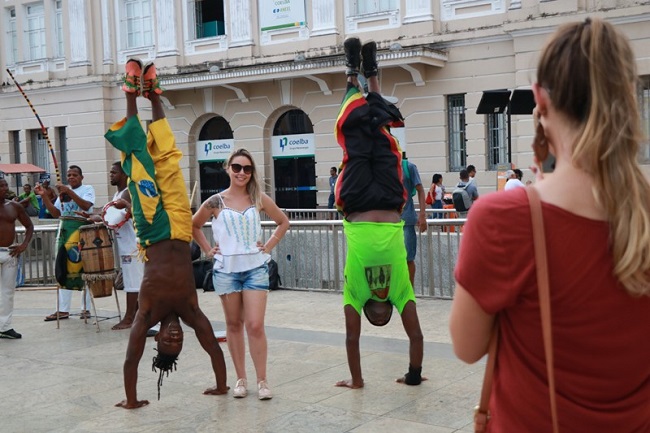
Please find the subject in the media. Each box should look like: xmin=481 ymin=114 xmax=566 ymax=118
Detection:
xmin=272 ymin=109 xmax=316 ymax=209
xmin=197 ymin=116 xmax=234 ymax=203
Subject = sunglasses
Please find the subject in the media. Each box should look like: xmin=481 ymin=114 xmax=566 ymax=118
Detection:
xmin=230 ymin=163 xmax=253 ymax=175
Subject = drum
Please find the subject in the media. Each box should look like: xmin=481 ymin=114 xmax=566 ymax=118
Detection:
xmin=102 ymin=201 xmax=131 ymax=229
xmin=79 ymin=224 xmax=116 ymax=298
xmin=86 ymin=279 xmax=113 ymax=298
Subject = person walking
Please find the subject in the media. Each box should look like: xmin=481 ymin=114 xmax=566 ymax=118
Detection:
xmin=452 ymin=169 xmax=478 ymax=218
xmin=428 ymin=174 xmax=445 ymax=218
xmin=450 ymin=18 xmax=650 ymax=432
xmin=192 ymin=148 xmax=289 ymax=400
xmin=400 ymin=154 xmax=427 ymax=286
xmin=328 ymin=166 xmax=338 ymax=209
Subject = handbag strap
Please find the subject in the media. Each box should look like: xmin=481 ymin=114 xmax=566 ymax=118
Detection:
xmin=475 ymin=322 xmax=498 ymax=432
xmin=526 ymin=186 xmax=560 ymax=433
xmin=475 ymin=187 xmax=559 ymax=433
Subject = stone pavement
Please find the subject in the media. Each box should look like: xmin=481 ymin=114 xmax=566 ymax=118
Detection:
xmin=1 ymin=288 xmax=484 ymax=433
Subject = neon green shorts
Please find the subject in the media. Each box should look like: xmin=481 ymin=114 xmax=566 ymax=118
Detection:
xmin=342 ymin=220 xmax=415 ymax=314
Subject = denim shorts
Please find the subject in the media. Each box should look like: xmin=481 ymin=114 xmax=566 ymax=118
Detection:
xmin=403 ymin=225 xmax=417 ymax=262
xmin=212 ymin=263 xmax=269 ymax=295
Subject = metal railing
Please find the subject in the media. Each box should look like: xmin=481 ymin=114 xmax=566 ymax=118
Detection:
xmin=16 ymin=215 xmax=465 ymax=299
xmin=264 ymin=208 xmax=458 ymax=221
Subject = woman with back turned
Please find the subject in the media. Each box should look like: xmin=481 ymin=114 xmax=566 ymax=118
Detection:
xmin=451 ymin=18 xmax=650 ymax=432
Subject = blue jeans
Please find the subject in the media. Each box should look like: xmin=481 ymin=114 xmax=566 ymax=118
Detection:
xmin=431 ymin=200 xmax=443 ymax=219
xmin=213 ymin=263 xmax=269 ymax=295
xmin=403 ymin=225 xmax=417 ymax=262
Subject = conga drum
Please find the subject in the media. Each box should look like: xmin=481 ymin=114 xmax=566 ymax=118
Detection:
xmin=79 ymin=224 xmax=116 ymax=298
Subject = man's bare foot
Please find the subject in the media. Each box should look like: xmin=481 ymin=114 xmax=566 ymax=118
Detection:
xmin=335 ymin=379 xmax=364 ymax=389
xmin=111 ymin=318 xmax=134 ymax=330
xmin=115 ymin=399 xmax=149 ymax=409
xmin=396 ymin=376 xmax=428 ymax=385
xmin=203 ymin=385 xmax=230 ymax=395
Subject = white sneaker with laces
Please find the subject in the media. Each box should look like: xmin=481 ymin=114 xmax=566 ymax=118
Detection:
xmin=233 ymin=378 xmax=247 ymax=398
xmin=258 ymin=380 xmax=273 ymax=400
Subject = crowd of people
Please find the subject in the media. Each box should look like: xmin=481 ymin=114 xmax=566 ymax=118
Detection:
xmin=1 ymin=17 xmax=648 ymax=431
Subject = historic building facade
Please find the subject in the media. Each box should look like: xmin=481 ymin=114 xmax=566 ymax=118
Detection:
xmin=1 ymin=0 xmax=649 ymax=208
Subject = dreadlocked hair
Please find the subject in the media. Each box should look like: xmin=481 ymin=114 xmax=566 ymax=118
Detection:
xmin=152 ymin=349 xmax=179 ymax=400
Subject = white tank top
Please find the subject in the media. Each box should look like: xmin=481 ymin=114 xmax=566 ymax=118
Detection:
xmin=211 ymin=194 xmax=269 ymax=273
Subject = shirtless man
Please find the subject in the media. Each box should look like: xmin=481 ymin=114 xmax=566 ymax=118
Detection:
xmin=334 ymin=38 xmax=424 ymax=388
xmin=105 ymin=59 xmax=228 ymax=408
xmin=0 ymin=178 xmax=34 ymax=339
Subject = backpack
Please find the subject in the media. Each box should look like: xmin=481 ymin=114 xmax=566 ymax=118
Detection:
xmin=401 ymin=160 xmax=417 ymax=197
xmin=268 ymin=259 xmax=282 ymax=290
xmin=452 ymin=182 xmax=472 ymax=212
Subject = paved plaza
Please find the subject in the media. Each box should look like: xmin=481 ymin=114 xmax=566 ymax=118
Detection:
xmin=1 ymin=288 xmax=483 ymax=433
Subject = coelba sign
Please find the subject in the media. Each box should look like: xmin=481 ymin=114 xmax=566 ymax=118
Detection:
xmin=272 ymin=133 xmax=315 ymax=157
xmin=197 ymin=139 xmax=234 ymax=161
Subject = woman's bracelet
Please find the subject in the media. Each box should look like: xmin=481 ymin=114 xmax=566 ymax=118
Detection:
xmin=271 ymin=233 xmax=281 ymax=241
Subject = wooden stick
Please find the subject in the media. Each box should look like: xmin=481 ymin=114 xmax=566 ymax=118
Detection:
xmin=189 ymin=180 xmax=198 ymax=208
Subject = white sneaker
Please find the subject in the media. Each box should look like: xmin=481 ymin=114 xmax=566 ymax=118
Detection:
xmin=258 ymin=380 xmax=273 ymax=400
xmin=233 ymin=378 xmax=247 ymax=398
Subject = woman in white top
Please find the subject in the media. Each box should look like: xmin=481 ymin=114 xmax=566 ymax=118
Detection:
xmin=427 ymin=174 xmax=445 ymax=218
xmin=192 ymin=148 xmax=289 ymax=401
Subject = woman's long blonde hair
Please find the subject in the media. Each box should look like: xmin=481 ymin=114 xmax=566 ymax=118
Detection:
xmin=537 ymin=18 xmax=650 ymax=296
xmin=225 ymin=148 xmax=264 ymax=210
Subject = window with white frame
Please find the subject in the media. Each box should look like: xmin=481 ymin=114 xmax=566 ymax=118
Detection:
xmin=440 ymin=0 xmax=505 ymax=21
xmin=448 ymin=94 xmax=467 ymax=171
xmin=121 ymin=0 xmax=153 ymax=49
xmin=25 ymin=2 xmax=46 ymax=61
xmin=5 ymin=8 xmax=18 ymax=65
xmin=54 ymin=0 xmax=64 ymax=57
xmin=350 ymin=0 xmax=398 ymax=15
xmin=486 ymin=112 xmax=507 ymax=169
xmin=190 ymin=0 xmax=225 ymax=39
xmin=640 ymin=76 xmax=650 ymax=162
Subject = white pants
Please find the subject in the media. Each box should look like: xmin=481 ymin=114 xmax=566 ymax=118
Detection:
xmin=121 ymin=255 xmax=144 ymax=293
xmin=58 ymin=288 xmax=92 ymax=313
xmin=0 ymin=249 xmax=19 ymax=332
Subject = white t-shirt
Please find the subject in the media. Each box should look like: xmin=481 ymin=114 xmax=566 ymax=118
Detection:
xmin=54 ymin=184 xmax=95 ymax=216
xmin=504 ymin=178 xmax=526 ymax=191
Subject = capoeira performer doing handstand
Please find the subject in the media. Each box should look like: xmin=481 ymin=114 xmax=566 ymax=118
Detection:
xmin=334 ymin=38 xmax=425 ymax=389
xmin=105 ymin=59 xmax=229 ymax=408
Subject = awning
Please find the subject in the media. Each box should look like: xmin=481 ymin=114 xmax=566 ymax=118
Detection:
xmin=0 ymin=163 xmax=46 ymax=174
